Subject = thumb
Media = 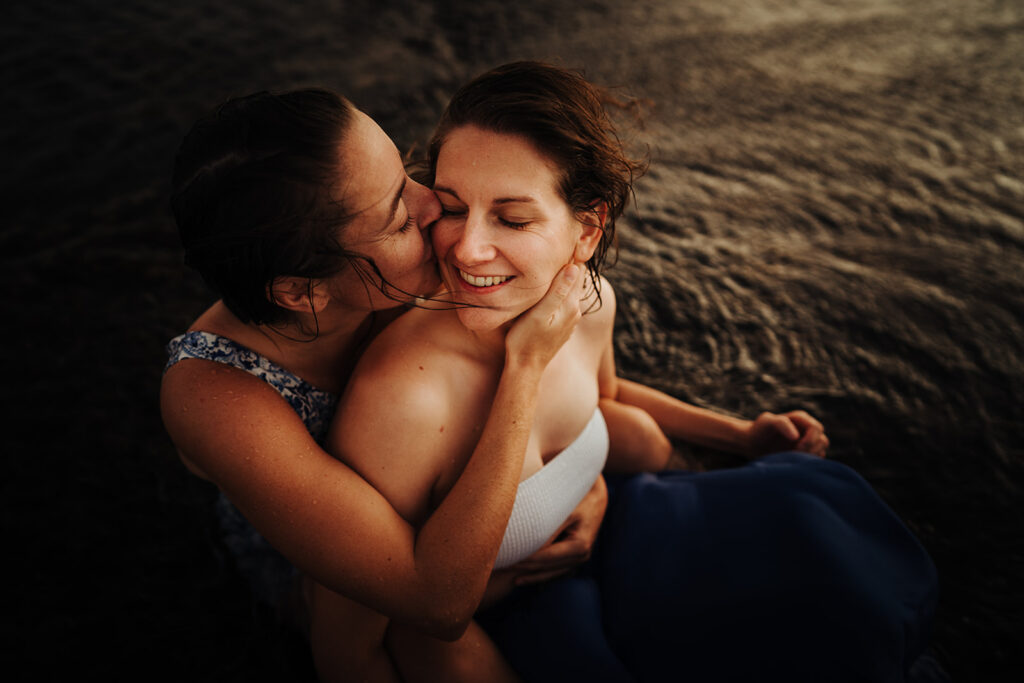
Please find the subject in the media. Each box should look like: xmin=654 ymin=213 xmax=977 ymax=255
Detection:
xmin=775 ymin=415 xmax=800 ymax=441
xmin=544 ymin=264 xmax=581 ymax=307
xmin=506 ymin=263 xmax=582 ymax=364
xmin=526 ymin=263 xmax=581 ymax=325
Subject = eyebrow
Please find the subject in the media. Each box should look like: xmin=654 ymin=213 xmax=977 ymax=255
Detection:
xmin=434 ymin=185 xmax=537 ymax=206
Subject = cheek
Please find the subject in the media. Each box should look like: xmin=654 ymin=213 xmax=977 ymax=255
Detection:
xmin=400 ymin=235 xmax=430 ymax=276
xmin=534 ymin=225 xmax=578 ymax=265
xmin=379 ymin=237 xmax=421 ymax=278
xmin=406 ymin=230 xmax=427 ymax=257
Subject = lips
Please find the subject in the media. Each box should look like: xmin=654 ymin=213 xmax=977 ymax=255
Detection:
xmin=457 ymin=268 xmax=514 ymax=289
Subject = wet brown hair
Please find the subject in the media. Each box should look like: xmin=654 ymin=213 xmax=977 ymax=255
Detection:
xmin=427 ymin=61 xmax=647 ymax=298
xmin=171 ymin=88 xmax=404 ymax=328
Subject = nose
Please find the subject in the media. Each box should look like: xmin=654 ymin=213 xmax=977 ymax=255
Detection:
xmin=408 ymin=178 xmax=441 ymax=230
xmin=451 ymin=211 xmax=496 ymax=265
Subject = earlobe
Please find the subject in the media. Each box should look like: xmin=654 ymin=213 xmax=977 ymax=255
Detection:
xmin=574 ymin=202 xmax=607 ymax=262
xmin=268 ymin=276 xmax=330 ymax=314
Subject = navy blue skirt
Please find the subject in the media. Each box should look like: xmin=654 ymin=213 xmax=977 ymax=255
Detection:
xmin=479 ymin=452 xmax=937 ymax=683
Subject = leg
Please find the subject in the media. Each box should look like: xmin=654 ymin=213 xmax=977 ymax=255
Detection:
xmin=599 ymin=461 xmax=938 ymax=682
xmin=478 ymin=575 xmax=636 ymax=683
xmin=599 ymin=397 xmax=674 ymax=473
xmin=386 ymin=619 xmax=522 ymax=683
xmin=305 ymin=578 xmax=399 ymax=683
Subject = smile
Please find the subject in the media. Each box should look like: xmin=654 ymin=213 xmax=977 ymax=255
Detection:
xmin=458 ymin=269 xmax=514 ymax=288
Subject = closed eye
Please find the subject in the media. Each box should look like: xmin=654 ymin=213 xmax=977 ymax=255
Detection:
xmin=499 ymin=217 xmax=530 ymax=229
xmin=440 ymin=205 xmax=528 ymax=229
xmin=397 ymin=214 xmax=416 ymax=233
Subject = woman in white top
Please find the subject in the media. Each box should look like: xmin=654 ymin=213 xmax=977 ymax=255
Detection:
xmin=329 ymin=62 xmax=937 ymax=682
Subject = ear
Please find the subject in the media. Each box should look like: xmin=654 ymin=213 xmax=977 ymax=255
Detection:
xmin=573 ymin=201 xmax=607 ymax=263
xmin=267 ymin=276 xmax=330 ymax=314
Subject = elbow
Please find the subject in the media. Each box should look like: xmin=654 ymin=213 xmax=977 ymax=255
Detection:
xmin=430 ymin=617 xmax=473 ymax=643
xmin=411 ymin=593 xmax=479 ymax=641
xmin=413 ymin=609 xmax=474 ymax=642
xmin=430 ymin=597 xmax=478 ymax=642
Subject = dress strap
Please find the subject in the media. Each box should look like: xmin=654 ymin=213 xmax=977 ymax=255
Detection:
xmin=164 ymin=330 xmax=337 ymax=443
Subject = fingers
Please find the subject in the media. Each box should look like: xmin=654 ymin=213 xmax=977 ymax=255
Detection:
xmin=786 ymin=410 xmax=824 ymax=433
xmin=513 ymin=537 xmax=590 ymax=571
xmin=787 ymin=411 xmax=829 ymax=457
xmin=505 ymin=264 xmax=582 ymax=367
xmin=529 ymin=263 xmax=582 ymax=323
xmin=758 ymin=412 xmax=799 ymax=441
xmin=543 ymin=264 xmax=583 ymax=331
xmin=796 ymin=428 xmax=829 ymax=457
xmin=514 ymin=567 xmax=574 ymax=586
xmin=512 ymin=525 xmax=593 ymax=583
xmin=752 ymin=410 xmax=829 ymax=458
xmin=549 ymin=263 xmax=582 ymax=303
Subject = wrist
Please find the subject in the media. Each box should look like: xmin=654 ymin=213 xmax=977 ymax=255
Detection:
xmin=736 ymin=419 xmax=757 ymax=456
xmin=504 ymin=348 xmax=549 ymax=379
xmin=495 ymin=355 xmax=545 ymax=422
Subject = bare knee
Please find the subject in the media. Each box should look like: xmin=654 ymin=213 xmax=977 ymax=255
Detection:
xmin=387 ymin=620 xmax=521 ymax=683
xmin=307 ymin=580 xmax=396 ymax=682
xmin=600 ymin=398 xmax=673 ymax=472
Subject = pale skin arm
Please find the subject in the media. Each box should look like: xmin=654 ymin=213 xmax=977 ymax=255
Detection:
xmin=605 ymin=378 xmax=829 ymax=458
xmin=160 ymin=264 xmax=584 ymax=642
xmin=595 ymin=280 xmax=829 ymax=471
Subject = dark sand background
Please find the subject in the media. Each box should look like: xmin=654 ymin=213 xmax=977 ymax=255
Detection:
xmin=4 ymin=0 xmax=1022 ymax=680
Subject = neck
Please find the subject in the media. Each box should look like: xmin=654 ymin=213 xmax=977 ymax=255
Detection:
xmin=432 ymin=308 xmax=510 ymax=367
xmin=215 ymin=302 xmax=376 ymax=393
xmin=465 ymin=323 xmax=512 ymax=363
xmin=258 ymin=308 xmax=371 ymax=353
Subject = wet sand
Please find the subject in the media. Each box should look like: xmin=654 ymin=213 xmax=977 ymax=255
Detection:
xmin=4 ymin=0 xmax=1022 ymax=679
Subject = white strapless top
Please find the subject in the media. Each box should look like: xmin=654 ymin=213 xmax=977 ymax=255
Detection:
xmin=494 ymin=409 xmax=609 ymax=568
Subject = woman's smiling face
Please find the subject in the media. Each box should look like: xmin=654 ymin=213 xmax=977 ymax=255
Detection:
xmin=432 ymin=125 xmax=599 ymax=332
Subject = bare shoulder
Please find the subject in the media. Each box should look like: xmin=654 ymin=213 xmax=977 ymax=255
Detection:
xmin=161 ymin=358 xmax=319 ymax=483
xmin=335 ymin=341 xmax=455 ymax=447
xmin=336 ymin=308 xmax=460 ymax=432
xmin=161 ymin=304 xmax=321 ymax=479
xmin=330 ymin=309 xmax=476 ymax=522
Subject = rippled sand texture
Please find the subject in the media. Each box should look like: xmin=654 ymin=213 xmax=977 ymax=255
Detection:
xmin=4 ymin=0 xmax=1021 ymax=679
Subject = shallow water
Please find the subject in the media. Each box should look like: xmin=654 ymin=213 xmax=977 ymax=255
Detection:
xmin=4 ymin=0 xmax=1022 ymax=679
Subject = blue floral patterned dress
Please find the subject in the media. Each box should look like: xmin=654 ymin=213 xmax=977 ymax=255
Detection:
xmin=165 ymin=330 xmax=338 ymax=608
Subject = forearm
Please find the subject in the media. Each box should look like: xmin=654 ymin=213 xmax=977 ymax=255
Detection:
xmin=355 ymin=264 xmax=581 ymax=637
xmin=412 ymin=357 xmax=545 ymax=636
xmin=613 ymin=377 xmax=753 ymax=455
